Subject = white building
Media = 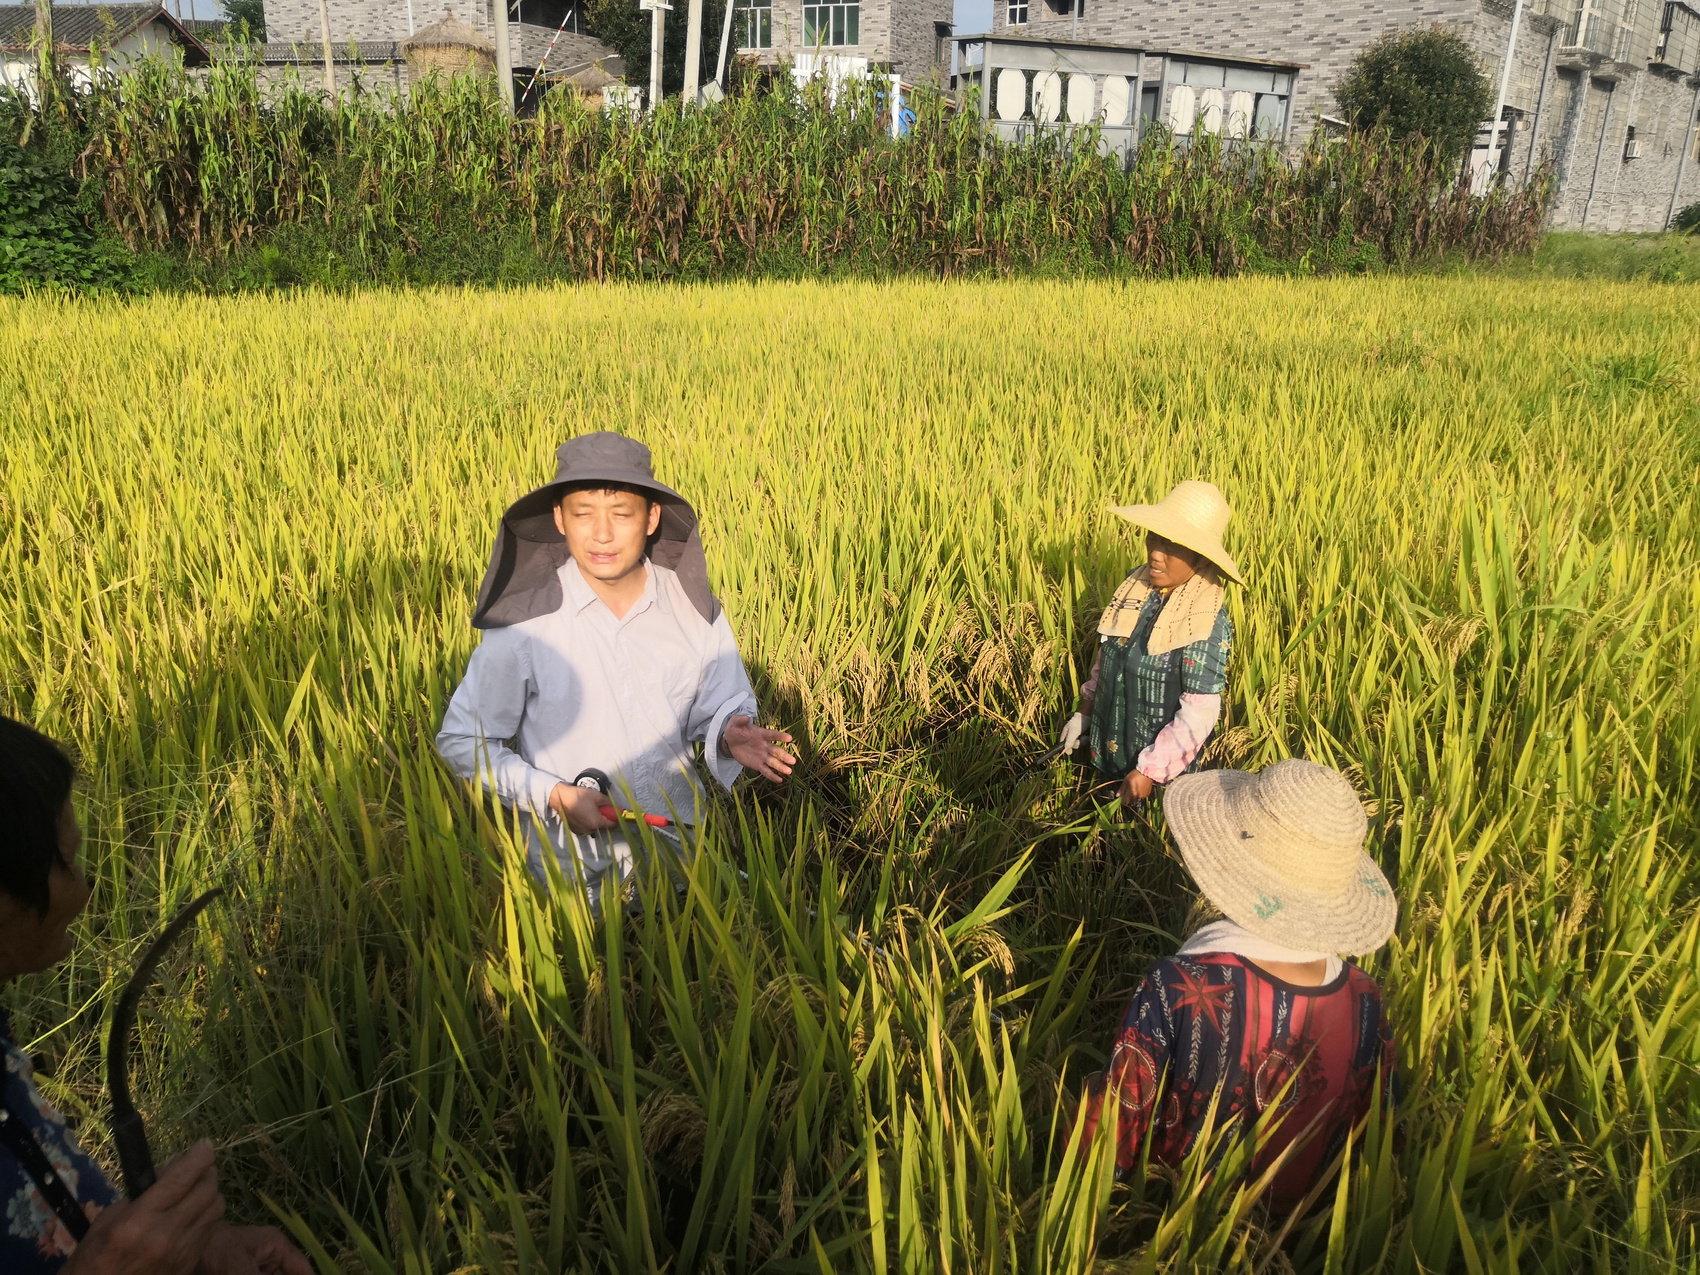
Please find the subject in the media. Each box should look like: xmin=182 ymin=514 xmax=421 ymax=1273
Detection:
xmin=1 ymin=3 xmax=210 ymax=97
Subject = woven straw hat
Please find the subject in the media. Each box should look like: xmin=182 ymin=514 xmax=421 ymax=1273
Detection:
xmin=1108 ymin=481 xmax=1244 ymax=583
xmin=1165 ymin=760 xmax=1397 ymax=955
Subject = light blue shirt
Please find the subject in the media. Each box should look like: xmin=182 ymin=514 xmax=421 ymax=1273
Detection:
xmin=436 ymin=558 xmax=758 ymax=868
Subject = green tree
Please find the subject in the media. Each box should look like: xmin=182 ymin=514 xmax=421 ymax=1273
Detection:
xmin=221 ymin=0 xmax=265 ymax=41
xmin=585 ymin=0 xmax=729 ymax=101
xmin=1335 ymin=25 xmax=1495 ymax=164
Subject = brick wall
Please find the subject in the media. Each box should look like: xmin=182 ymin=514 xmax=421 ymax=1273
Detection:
xmin=1546 ymin=71 xmax=1700 ymax=229
xmin=888 ymin=0 xmax=952 ymax=81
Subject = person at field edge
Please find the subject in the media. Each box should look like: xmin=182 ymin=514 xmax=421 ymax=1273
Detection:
xmin=1056 ymin=481 xmax=1241 ymax=806
xmin=0 ymin=716 xmax=313 ymax=1275
xmin=435 ymin=432 xmax=795 ymax=912
xmin=1073 ymin=758 xmax=1399 ymax=1211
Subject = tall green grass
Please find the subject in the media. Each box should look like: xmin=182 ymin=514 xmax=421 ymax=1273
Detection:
xmin=1 ymin=276 xmax=1697 ymax=1271
xmin=2 ymin=61 xmax=1549 ymax=290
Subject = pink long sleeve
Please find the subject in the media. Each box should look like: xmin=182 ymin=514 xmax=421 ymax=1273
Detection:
xmin=1136 ymin=692 xmax=1221 ymax=783
xmin=1080 ymin=649 xmax=1103 ymax=701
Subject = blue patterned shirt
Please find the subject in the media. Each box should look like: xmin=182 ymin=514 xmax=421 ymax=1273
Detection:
xmin=1 ymin=1011 xmax=118 ymax=1272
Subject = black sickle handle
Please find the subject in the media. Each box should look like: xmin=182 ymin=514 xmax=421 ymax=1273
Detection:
xmin=107 ymin=887 xmax=226 ymax=1198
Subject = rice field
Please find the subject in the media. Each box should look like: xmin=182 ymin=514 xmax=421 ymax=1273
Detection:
xmin=2 ymin=277 xmax=1698 ymax=1273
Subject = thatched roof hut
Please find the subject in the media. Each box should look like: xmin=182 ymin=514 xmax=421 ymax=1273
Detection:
xmin=556 ymin=60 xmax=623 ymax=108
xmin=400 ymin=11 xmax=494 ymax=80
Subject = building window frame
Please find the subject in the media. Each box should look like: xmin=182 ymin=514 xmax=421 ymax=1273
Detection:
xmin=736 ymin=0 xmax=772 ymax=50
xmin=1655 ymin=0 xmax=1700 ymax=72
xmin=803 ymin=1 xmax=859 ymax=46
xmin=1007 ymin=0 xmax=1028 ymax=23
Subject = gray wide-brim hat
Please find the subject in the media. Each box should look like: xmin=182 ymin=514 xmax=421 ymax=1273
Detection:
xmin=472 ymin=432 xmax=720 ymax=628
xmin=1165 ymin=759 xmax=1397 ymax=955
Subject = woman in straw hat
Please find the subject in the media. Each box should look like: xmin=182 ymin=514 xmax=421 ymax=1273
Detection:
xmin=1072 ymin=759 xmax=1399 ymax=1210
xmin=1057 ymin=481 xmax=1242 ymax=805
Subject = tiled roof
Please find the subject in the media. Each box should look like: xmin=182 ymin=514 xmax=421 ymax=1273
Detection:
xmin=0 ymin=2 xmax=208 ymax=59
xmin=259 ymin=38 xmax=402 ymax=63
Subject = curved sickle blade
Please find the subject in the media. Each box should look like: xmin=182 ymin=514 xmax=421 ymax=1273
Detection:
xmin=106 ymin=886 xmax=225 ymax=1199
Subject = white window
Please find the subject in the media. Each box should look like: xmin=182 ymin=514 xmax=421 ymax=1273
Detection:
xmin=1007 ymin=0 xmax=1029 ymax=24
xmin=803 ymin=2 xmax=859 ymax=45
xmin=736 ymin=0 xmax=771 ymax=49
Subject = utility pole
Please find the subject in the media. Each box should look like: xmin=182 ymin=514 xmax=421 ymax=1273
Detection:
xmin=315 ymin=0 xmax=335 ymax=98
xmin=681 ymin=0 xmax=704 ymax=106
xmin=1489 ymin=0 xmax=1526 ymax=176
xmin=33 ymin=0 xmax=55 ymax=103
xmin=494 ymin=0 xmax=514 ymax=112
xmin=642 ymin=0 xmax=667 ymax=112
xmin=1670 ymin=79 xmax=1700 ymax=229
xmin=712 ymin=0 xmax=736 ymax=94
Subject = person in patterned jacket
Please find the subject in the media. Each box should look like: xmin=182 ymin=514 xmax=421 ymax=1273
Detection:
xmin=1054 ymin=481 xmax=1244 ymax=808
xmin=0 ymin=716 xmax=311 ymax=1275
xmin=1074 ymin=758 xmax=1400 ymax=1210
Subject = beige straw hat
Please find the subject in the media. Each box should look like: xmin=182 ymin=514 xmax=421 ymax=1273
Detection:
xmin=1108 ymin=481 xmax=1244 ymax=583
xmin=1165 ymin=760 xmax=1397 ymax=955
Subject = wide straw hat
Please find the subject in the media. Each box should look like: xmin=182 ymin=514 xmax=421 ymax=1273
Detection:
xmin=1165 ymin=760 xmax=1397 ymax=955
xmin=1108 ymin=481 xmax=1244 ymax=584
xmin=471 ymin=432 xmax=720 ymax=628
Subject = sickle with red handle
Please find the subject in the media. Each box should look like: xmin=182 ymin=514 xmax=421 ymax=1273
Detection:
xmin=573 ymin=769 xmax=672 ymax=828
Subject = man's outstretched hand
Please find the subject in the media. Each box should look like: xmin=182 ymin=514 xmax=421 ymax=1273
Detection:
xmin=722 ymin=715 xmax=796 ymax=783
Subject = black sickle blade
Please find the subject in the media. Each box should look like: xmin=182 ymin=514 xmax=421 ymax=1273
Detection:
xmin=106 ymin=886 xmax=225 ymax=1199
xmin=1019 ymin=740 xmax=1069 ymax=776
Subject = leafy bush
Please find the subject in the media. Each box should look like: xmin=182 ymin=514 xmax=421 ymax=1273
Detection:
xmin=1673 ymin=200 xmax=1700 ymax=234
xmin=221 ymin=0 xmax=266 ymax=41
xmin=0 ymin=127 xmax=126 ymax=293
xmin=1336 ymin=25 xmax=1495 ymax=165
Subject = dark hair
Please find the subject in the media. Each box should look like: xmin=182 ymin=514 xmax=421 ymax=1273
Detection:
xmin=556 ymin=481 xmax=658 ymax=506
xmin=0 ymin=716 xmax=75 ymax=916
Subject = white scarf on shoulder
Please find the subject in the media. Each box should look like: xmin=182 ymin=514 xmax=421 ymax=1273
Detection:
xmin=1177 ymin=919 xmax=1343 ymax=983
xmin=1097 ymin=564 xmax=1225 ymax=655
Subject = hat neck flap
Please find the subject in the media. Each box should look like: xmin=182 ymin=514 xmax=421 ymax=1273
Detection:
xmin=471 ymin=436 xmax=723 ymax=629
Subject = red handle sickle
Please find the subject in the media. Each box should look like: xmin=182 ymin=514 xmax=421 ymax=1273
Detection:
xmin=598 ymin=805 xmax=671 ymax=828
xmin=574 ymin=768 xmax=672 ymax=828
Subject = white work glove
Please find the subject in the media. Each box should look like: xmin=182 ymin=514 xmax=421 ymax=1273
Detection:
xmin=1058 ymin=711 xmax=1087 ymax=755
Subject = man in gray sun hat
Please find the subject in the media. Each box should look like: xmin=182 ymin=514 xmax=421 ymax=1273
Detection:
xmin=436 ymin=432 xmax=795 ymax=911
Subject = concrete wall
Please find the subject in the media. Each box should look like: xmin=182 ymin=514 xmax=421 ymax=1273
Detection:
xmin=986 ymin=0 xmax=1700 ymax=230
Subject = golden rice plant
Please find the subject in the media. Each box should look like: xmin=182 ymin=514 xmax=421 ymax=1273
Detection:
xmin=1 ymin=276 xmax=1696 ymax=1272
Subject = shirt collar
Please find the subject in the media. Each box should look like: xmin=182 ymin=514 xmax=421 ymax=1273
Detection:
xmin=562 ymin=557 xmax=657 ymax=620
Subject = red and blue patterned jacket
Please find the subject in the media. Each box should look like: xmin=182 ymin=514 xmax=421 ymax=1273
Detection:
xmin=1076 ymin=953 xmax=1397 ymax=1209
